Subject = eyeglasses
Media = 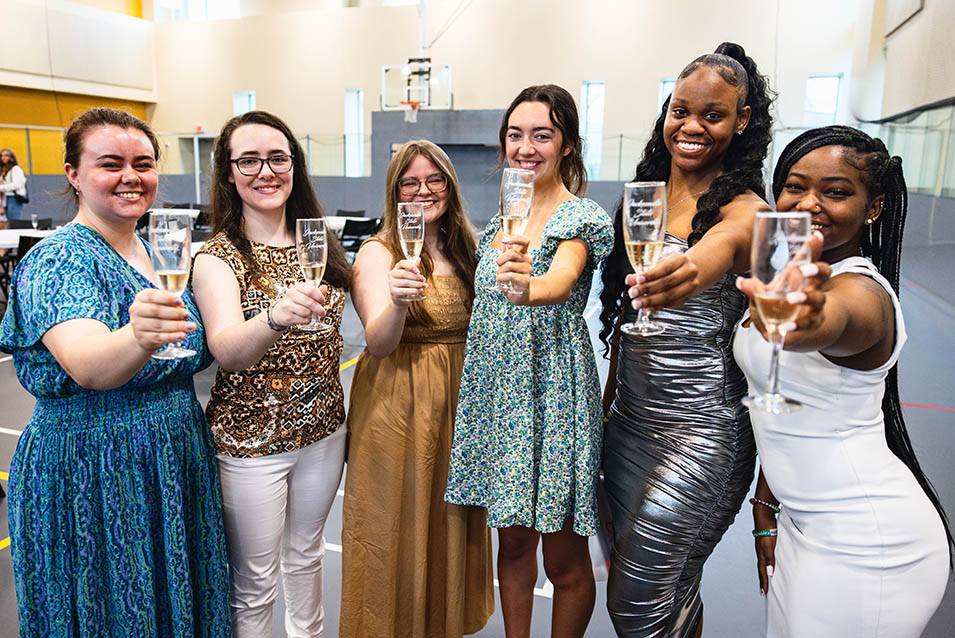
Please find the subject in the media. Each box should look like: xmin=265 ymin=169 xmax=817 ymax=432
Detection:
xmin=230 ymin=154 xmax=294 ymax=176
xmin=398 ymin=174 xmax=448 ymax=196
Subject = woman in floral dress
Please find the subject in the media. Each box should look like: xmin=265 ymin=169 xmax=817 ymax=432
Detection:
xmin=445 ymin=84 xmax=613 ymax=637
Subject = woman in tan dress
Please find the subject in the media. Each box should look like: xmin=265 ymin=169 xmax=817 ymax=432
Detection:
xmin=341 ymin=140 xmax=494 ymax=637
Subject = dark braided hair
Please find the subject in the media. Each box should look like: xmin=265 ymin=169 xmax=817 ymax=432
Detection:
xmin=599 ymin=42 xmax=774 ymax=353
xmin=772 ymin=125 xmax=953 ymax=564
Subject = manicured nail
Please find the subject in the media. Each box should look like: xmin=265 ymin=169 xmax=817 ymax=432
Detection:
xmin=799 ymin=263 xmax=819 ymax=277
xmin=812 ymin=230 xmax=823 ymax=242
xmin=786 ymin=292 xmax=806 ymax=304
xmin=759 ymin=588 xmax=765 ymax=596
xmin=628 ymin=287 xmax=639 ymax=299
xmin=735 ymin=276 xmax=744 ymax=290
xmin=637 ymin=275 xmax=646 ymax=284
xmin=766 ymin=565 xmax=774 ymax=578
xmin=631 ymin=298 xmax=642 ymax=310
xmin=780 ymin=321 xmax=796 ymax=333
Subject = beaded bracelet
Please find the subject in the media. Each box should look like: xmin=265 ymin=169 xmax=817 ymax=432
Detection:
xmin=752 ymin=528 xmax=778 ymax=538
xmin=750 ymin=497 xmax=781 ymax=514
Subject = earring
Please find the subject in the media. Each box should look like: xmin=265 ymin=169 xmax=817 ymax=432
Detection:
xmin=737 ymin=129 xmax=744 ymax=136
xmin=865 ymin=218 xmax=874 ymax=225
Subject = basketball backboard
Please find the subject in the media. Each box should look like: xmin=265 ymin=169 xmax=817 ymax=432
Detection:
xmin=381 ymin=58 xmax=453 ymax=111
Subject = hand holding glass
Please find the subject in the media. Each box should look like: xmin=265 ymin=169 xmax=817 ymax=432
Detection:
xmin=295 ymin=218 xmax=331 ymax=332
xmin=621 ymin=181 xmax=668 ymax=336
xmin=148 ymin=211 xmax=197 ymax=359
xmin=742 ymin=212 xmax=812 ymax=413
xmin=397 ymin=202 xmax=426 ymax=301
xmin=489 ymin=167 xmax=534 ymax=293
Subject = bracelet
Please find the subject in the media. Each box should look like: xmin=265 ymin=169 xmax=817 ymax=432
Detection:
xmin=752 ymin=528 xmax=778 ymax=538
xmin=262 ymin=305 xmax=290 ymax=333
xmin=750 ymin=497 xmax=781 ymax=514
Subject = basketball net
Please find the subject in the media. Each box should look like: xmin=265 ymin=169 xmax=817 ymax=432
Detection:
xmin=400 ymin=100 xmax=421 ymax=123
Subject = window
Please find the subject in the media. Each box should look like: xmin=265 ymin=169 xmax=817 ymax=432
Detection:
xmin=803 ymin=75 xmax=841 ymax=127
xmin=345 ymin=88 xmax=365 ymax=178
xmin=580 ymin=81 xmax=605 ymax=180
xmin=659 ymin=78 xmax=676 ymax=110
xmin=233 ymin=90 xmax=255 ymax=116
xmin=156 ymin=0 xmax=239 ymax=21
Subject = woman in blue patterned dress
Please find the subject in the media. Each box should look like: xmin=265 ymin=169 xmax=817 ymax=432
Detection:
xmin=445 ymin=84 xmax=613 ymax=637
xmin=0 ymin=107 xmax=231 ymax=638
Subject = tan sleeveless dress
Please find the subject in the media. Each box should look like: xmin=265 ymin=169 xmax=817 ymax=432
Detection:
xmin=340 ymin=274 xmax=494 ymax=638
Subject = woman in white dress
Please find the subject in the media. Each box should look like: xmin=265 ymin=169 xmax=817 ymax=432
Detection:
xmin=734 ymin=125 xmax=952 ymax=637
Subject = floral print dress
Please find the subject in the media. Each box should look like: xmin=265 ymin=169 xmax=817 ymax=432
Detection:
xmin=445 ymin=197 xmax=613 ymax=536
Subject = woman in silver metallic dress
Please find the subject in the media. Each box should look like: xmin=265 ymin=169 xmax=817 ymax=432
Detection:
xmin=597 ymin=42 xmax=774 ymax=637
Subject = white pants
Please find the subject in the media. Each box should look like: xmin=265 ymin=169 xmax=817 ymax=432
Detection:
xmin=217 ymin=427 xmax=346 ymax=638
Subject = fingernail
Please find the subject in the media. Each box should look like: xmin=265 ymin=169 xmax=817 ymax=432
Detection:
xmin=637 ymin=275 xmax=646 ymax=284
xmin=812 ymin=230 xmax=823 ymax=242
xmin=780 ymin=321 xmax=796 ymax=333
xmin=766 ymin=565 xmax=774 ymax=578
xmin=735 ymin=276 xmax=744 ymax=290
xmin=759 ymin=588 xmax=765 ymax=596
xmin=631 ymin=298 xmax=642 ymax=310
xmin=786 ymin=292 xmax=806 ymax=304
xmin=799 ymin=263 xmax=819 ymax=277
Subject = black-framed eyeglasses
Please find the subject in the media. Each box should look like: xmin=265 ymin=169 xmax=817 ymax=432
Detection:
xmin=398 ymin=174 xmax=448 ymax=196
xmin=230 ymin=154 xmax=294 ymax=176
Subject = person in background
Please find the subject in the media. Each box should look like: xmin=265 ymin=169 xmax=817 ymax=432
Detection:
xmin=736 ymin=125 xmax=952 ymax=637
xmin=0 ymin=148 xmax=28 ymax=221
xmin=597 ymin=42 xmax=773 ymax=637
xmin=0 ymin=107 xmax=230 ymax=637
xmin=341 ymin=139 xmax=493 ymax=637
xmin=191 ymin=110 xmax=351 ymax=637
xmin=446 ymin=84 xmax=614 ymax=638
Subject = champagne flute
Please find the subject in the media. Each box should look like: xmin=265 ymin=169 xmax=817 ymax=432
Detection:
xmin=148 ymin=210 xmax=197 ymax=359
xmin=621 ymin=181 xmax=668 ymax=336
xmin=295 ymin=217 xmax=331 ymax=332
xmin=488 ymin=167 xmax=534 ymax=293
xmin=30 ymin=213 xmax=38 ymax=229
xmin=397 ymin=201 xmax=426 ymax=301
xmin=742 ymin=211 xmax=813 ymax=414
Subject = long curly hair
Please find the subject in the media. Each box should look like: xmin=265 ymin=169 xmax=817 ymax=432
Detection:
xmin=496 ymin=84 xmax=587 ymax=196
xmin=209 ymin=110 xmax=350 ymax=289
xmin=772 ymin=125 xmax=953 ymax=565
xmin=376 ymin=139 xmax=477 ymax=325
xmin=0 ymin=148 xmax=19 ymax=179
xmin=598 ymin=42 xmax=774 ymax=354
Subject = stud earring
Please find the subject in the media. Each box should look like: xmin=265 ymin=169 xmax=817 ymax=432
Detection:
xmin=737 ymin=129 xmax=744 ymax=136
xmin=865 ymin=218 xmax=874 ymax=225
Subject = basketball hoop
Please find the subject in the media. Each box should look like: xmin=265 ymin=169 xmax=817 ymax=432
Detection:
xmin=400 ymin=100 xmax=421 ymax=123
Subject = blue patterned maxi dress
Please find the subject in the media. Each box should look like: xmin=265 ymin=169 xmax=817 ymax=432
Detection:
xmin=0 ymin=223 xmax=231 ymax=638
xmin=445 ymin=198 xmax=613 ymax=536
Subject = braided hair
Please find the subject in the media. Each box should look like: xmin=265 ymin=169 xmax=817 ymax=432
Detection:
xmin=772 ymin=125 xmax=953 ymax=563
xmin=599 ymin=42 xmax=774 ymax=353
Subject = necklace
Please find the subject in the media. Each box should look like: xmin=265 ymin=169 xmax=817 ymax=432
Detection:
xmin=667 ymin=189 xmax=706 ymax=213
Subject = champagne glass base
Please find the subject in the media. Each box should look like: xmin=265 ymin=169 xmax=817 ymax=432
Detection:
xmin=402 ymin=293 xmax=427 ymax=301
xmin=486 ymin=282 xmax=514 ymax=294
xmin=742 ymin=393 xmax=802 ymax=414
xmin=297 ymin=321 xmax=332 ymax=333
xmin=620 ymin=320 xmax=665 ymax=337
xmin=152 ymin=345 xmax=197 ymax=359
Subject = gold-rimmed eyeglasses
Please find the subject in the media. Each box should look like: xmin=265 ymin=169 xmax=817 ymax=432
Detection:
xmin=398 ymin=174 xmax=448 ymax=196
xmin=230 ymin=154 xmax=294 ymax=176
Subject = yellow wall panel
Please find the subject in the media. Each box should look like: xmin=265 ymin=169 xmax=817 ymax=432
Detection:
xmin=0 ymin=87 xmax=148 ymax=173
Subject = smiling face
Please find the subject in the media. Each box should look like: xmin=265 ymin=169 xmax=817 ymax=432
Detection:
xmin=397 ymin=154 xmax=449 ymax=225
xmin=663 ymin=66 xmax=750 ymax=175
xmin=228 ymin=123 xmax=293 ymax=217
xmin=775 ymin=145 xmax=882 ymax=263
xmin=65 ymin=125 xmax=158 ymax=226
xmin=504 ymin=101 xmax=569 ymax=185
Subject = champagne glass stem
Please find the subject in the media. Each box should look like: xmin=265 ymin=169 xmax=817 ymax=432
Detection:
xmin=764 ymin=328 xmax=785 ymax=397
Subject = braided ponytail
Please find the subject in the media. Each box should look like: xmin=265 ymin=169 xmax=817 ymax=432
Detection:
xmin=772 ymin=126 xmax=953 ymax=565
xmin=599 ymin=42 xmax=775 ymax=353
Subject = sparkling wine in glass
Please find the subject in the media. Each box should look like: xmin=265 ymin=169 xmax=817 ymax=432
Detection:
xmin=296 ymin=217 xmax=331 ymax=332
xmin=149 ymin=210 xmax=197 ymax=359
xmin=397 ymin=201 xmax=426 ymax=301
xmin=742 ymin=211 xmax=813 ymax=414
xmin=30 ymin=213 xmax=38 ymax=229
xmin=621 ymin=181 xmax=668 ymax=336
xmin=488 ymin=167 xmax=534 ymax=293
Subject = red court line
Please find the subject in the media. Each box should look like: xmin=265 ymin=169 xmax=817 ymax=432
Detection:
xmin=901 ymin=402 xmax=955 ymax=412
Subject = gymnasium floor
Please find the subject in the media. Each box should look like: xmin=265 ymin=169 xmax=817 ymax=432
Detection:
xmin=0 ymin=257 xmax=952 ymax=637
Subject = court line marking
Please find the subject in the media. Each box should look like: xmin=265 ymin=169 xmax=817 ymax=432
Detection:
xmin=0 ymin=356 xmax=11 ymax=363
xmin=901 ymin=402 xmax=955 ymax=412
xmin=339 ymin=356 xmax=359 ymax=371
xmin=0 ymin=427 xmax=21 ymax=437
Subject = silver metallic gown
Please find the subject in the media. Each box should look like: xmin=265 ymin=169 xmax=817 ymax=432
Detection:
xmin=603 ymin=234 xmax=756 ymax=637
